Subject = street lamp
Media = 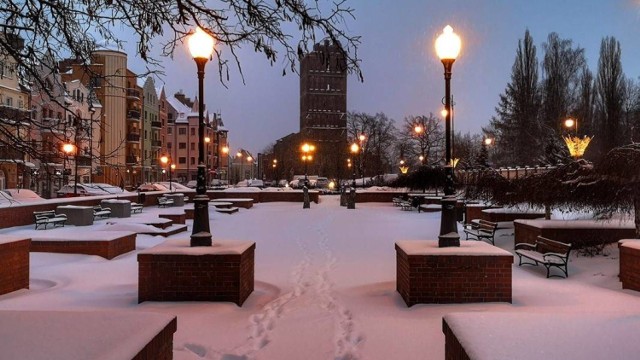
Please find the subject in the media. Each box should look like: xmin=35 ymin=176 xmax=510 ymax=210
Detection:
xmin=350 ymin=143 xmax=359 ymax=187
xmin=272 ymin=159 xmax=278 ymax=184
xmin=564 ymin=118 xmax=577 ymax=135
xmin=436 ymin=24 xmax=462 ymax=247
xmin=301 ymin=143 xmax=315 ymax=187
xmin=187 ymin=26 xmax=215 ymax=247
xmin=236 ymin=151 xmax=243 ymax=182
xmin=246 ymin=156 xmax=253 ymax=180
xmin=62 ymin=142 xmax=77 ymax=194
xmin=160 ymin=155 xmax=174 ymax=191
xmin=205 ymin=136 xmax=211 ymax=187
xmin=221 ymin=146 xmax=229 ymax=182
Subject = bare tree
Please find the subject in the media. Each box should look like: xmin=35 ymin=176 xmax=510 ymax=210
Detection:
xmin=1 ymin=0 xmax=362 ymax=162
xmin=347 ymin=111 xmax=397 ymax=178
xmin=398 ymin=114 xmax=444 ymax=167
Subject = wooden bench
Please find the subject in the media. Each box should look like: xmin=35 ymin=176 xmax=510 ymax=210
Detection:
xmin=515 ymin=236 xmax=572 ymax=278
xmin=93 ymin=206 xmax=111 ymax=220
xmin=399 ymin=201 xmax=414 ymax=211
xmin=463 ymin=219 xmax=498 ymax=245
xmin=157 ymin=197 xmax=174 ymax=208
xmin=131 ymin=202 xmax=143 ymax=214
xmin=33 ymin=210 xmax=67 ymax=230
xmin=392 ymin=197 xmax=404 ymax=207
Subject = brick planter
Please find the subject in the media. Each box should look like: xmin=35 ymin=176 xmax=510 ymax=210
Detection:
xmin=395 ymin=240 xmax=512 ymax=306
xmin=138 ymin=239 xmax=255 ymax=306
xmin=480 ymin=208 xmax=545 ymax=222
xmin=0 ymin=311 xmax=176 ymax=360
xmin=619 ymin=239 xmax=640 ymax=291
xmin=158 ymin=212 xmax=186 ymax=224
xmin=443 ymin=312 xmax=640 ymax=360
xmin=30 ymin=231 xmax=136 ymax=259
xmin=0 ymin=236 xmax=30 ymax=296
xmin=465 ymin=204 xmax=496 ymax=224
xmin=515 ymin=219 xmax=636 ymax=249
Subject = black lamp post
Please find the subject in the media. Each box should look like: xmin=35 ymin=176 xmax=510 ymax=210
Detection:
xmin=435 ymin=25 xmax=462 ymax=247
xmin=188 ymin=27 xmax=215 ymax=247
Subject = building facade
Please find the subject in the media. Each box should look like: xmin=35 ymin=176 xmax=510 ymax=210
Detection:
xmin=272 ymin=40 xmax=348 ymax=181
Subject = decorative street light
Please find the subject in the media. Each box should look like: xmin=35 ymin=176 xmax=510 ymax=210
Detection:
xmin=220 ymin=145 xmax=229 ymax=183
xmin=399 ymin=159 xmax=409 ymax=174
xmin=62 ymin=142 xmax=77 ymax=194
xmin=562 ymin=117 xmax=592 ymax=159
xmin=246 ymin=156 xmax=253 ymax=180
xmin=160 ymin=155 xmax=174 ymax=191
xmin=205 ymin=136 xmax=211 ymax=187
xmin=272 ymin=159 xmax=278 ymax=184
xmin=301 ymin=143 xmax=315 ymax=187
xmin=350 ymin=143 xmax=359 ymax=187
xmin=435 ymin=24 xmax=462 ymax=247
xmin=187 ymin=26 xmax=215 ymax=247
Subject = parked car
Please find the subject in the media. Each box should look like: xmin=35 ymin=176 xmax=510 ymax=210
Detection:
xmin=186 ymin=180 xmax=197 ymax=188
xmin=56 ymin=183 xmax=124 ymax=197
xmin=248 ymin=179 xmax=264 ymax=188
xmin=4 ymin=189 xmax=44 ymax=202
xmin=155 ymin=182 xmax=192 ymax=191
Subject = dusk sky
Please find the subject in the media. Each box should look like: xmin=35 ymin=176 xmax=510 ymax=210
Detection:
xmin=126 ymin=0 xmax=640 ymax=156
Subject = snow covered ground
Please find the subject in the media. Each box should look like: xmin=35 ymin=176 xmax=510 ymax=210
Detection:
xmin=0 ymin=196 xmax=638 ymax=359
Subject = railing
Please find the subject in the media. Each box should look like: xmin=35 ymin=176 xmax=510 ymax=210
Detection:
xmin=151 ymin=140 xmax=162 ymax=147
xmin=151 ymin=121 xmax=162 ymax=128
xmin=127 ymin=133 xmax=141 ymax=142
xmin=126 ymin=88 xmax=141 ymax=98
xmin=126 ymin=156 xmax=138 ymax=164
xmin=76 ymin=156 xmax=92 ymax=167
xmin=127 ymin=110 xmax=141 ymax=120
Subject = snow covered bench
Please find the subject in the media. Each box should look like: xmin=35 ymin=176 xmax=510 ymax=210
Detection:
xmin=33 ymin=210 xmax=67 ymax=230
xmin=92 ymin=206 xmax=111 ymax=220
xmin=463 ymin=219 xmax=498 ymax=245
xmin=157 ymin=197 xmax=174 ymax=207
xmin=131 ymin=202 xmax=143 ymax=214
xmin=515 ymin=236 xmax=572 ymax=278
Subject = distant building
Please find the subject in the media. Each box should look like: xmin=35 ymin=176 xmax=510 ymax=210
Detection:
xmin=273 ymin=40 xmax=348 ymax=181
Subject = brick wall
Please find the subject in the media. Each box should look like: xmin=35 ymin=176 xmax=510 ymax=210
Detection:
xmin=158 ymin=213 xmax=186 ymax=224
xmin=515 ymin=221 xmax=636 ymax=249
xmin=443 ymin=318 xmax=471 ymax=360
xmin=138 ymin=243 xmax=255 ymax=306
xmin=31 ymin=234 xmax=136 ymax=260
xmin=0 ymin=238 xmax=30 ymax=295
xmin=355 ymin=192 xmax=406 ymax=203
xmin=620 ymin=242 xmax=640 ymax=291
xmin=396 ymin=245 xmax=512 ymax=305
xmin=132 ymin=316 xmax=177 ymax=360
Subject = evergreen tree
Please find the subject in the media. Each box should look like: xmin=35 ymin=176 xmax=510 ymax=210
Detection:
xmin=489 ymin=30 xmax=542 ymax=167
xmin=594 ymin=36 xmax=626 ymax=159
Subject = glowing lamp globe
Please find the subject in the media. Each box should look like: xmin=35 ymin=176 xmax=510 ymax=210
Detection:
xmin=188 ymin=27 xmax=215 ymax=60
xmin=435 ymin=25 xmax=461 ymax=60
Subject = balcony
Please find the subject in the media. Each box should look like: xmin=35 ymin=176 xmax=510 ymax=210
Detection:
xmin=76 ymin=156 xmax=92 ymax=167
xmin=151 ymin=140 xmax=162 ymax=148
xmin=126 ymin=156 xmax=138 ymax=165
xmin=151 ymin=121 xmax=162 ymax=128
xmin=0 ymin=147 xmax=25 ymax=161
xmin=127 ymin=133 xmax=141 ymax=142
xmin=150 ymin=159 xmax=159 ymax=166
xmin=127 ymin=110 xmax=141 ymax=120
xmin=126 ymin=88 xmax=141 ymax=99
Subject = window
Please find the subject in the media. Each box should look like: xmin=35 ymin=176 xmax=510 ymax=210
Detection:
xmin=190 ymin=143 xmax=195 ymax=151
xmin=167 ymin=128 xmax=172 ymax=134
xmin=190 ymin=157 xmax=195 ymax=165
xmin=178 ymin=142 xmax=186 ymax=149
xmin=190 ymin=128 xmax=195 ymax=136
xmin=5 ymin=97 xmax=12 ymax=107
xmin=178 ymin=157 xmax=186 ymax=164
xmin=178 ymin=127 xmax=186 ymax=135
xmin=167 ymin=142 xmax=172 ymax=149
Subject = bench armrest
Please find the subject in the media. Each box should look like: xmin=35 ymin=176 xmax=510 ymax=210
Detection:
xmin=515 ymin=243 xmax=536 ymax=250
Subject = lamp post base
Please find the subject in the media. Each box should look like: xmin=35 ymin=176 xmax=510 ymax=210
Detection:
xmin=191 ymin=194 xmax=211 ymax=247
xmin=438 ymin=232 xmax=460 ymax=248
xmin=303 ymin=186 xmax=310 ymax=209
xmin=438 ymin=196 xmax=459 ymax=247
xmin=347 ymin=188 xmax=356 ymax=209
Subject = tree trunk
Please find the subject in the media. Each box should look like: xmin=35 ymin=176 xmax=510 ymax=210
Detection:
xmin=635 ymin=195 xmax=640 ymax=238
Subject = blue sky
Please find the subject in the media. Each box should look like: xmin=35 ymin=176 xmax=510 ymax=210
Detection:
xmin=127 ymin=0 xmax=640 ymax=156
